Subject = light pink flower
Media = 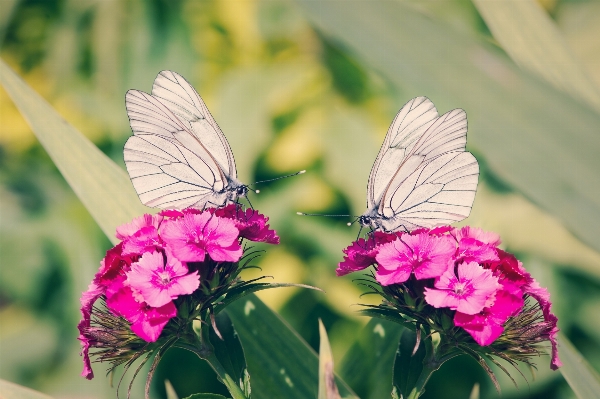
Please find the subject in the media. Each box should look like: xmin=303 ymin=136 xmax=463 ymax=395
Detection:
xmin=106 ymin=279 xmax=176 ymax=342
xmin=122 ymin=225 xmax=163 ymax=255
xmin=454 ymin=281 xmax=524 ymax=345
xmin=424 ymin=261 xmax=500 ymax=315
xmin=337 ymin=232 xmax=397 ymax=276
xmin=116 ymin=213 xmax=163 ymax=241
xmin=525 ymin=279 xmax=562 ymax=370
xmin=213 ymin=205 xmax=280 ymax=244
xmin=375 ymin=233 xmax=456 ymax=285
xmin=161 ymin=212 xmax=242 ymax=263
xmin=126 ymin=251 xmax=200 ymax=308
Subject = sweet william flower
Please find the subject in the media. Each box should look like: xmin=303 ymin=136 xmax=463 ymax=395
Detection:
xmin=161 ymin=212 xmax=243 ymax=263
xmin=106 ymin=277 xmax=177 ymax=342
xmin=116 ymin=213 xmax=163 ymax=241
xmin=213 ymin=204 xmax=280 ymax=244
xmin=337 ymin=232 xmax=396 ymax=276
xmin=453 ymin=281 xmax=524 ymax=345
xmin=424 ymin=261 xmax=500 ymax=315
xmin=375 ymin=233 xmax=456 ymax=285
xmin=126 ymin=250 xmax=200 ymax=308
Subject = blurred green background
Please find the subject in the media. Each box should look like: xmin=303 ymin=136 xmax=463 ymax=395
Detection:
xmin=1 ymin=0 xmax=600 ymax=398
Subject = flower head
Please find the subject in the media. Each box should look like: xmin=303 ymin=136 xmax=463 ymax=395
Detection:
xmin=79 ymin=205 xmax=281 ymax=387
xmin=161 ymin=212 xmax=243 ymax=263
xmin=337 ymin=225 xmax=561 ymax=376
xmin=375 ymin=233 xmax=456 ymax=285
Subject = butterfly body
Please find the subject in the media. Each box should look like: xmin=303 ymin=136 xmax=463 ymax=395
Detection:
xmin=360 ymin=97 xmax=479 ymax=233
xmin=124 ymin=71 xmax=248 ymax=210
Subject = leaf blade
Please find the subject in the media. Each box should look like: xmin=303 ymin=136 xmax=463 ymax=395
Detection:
xmin=0 ymin=59 xmax=151 ymax=245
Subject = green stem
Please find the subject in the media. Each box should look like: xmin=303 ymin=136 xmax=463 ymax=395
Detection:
xmin=406 ymin=363 xmax=437 ymax=399
xmin=181 ymin=325 xmax=248 ymax=399
xmin=203 ymin=351 xmax=248 ymax=399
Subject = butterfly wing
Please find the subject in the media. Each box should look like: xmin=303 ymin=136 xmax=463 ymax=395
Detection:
xmin=150 ymin=71 xmax=237 ymax=179
xmin=367 ymin=97 xmax=439 ymax=209
xmin=124 ymin=82 xmax=231 ymax=209
xmin=367 ymin=97 xmax=479 ymax=231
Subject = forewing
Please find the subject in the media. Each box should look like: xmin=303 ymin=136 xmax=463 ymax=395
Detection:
xmin=125 ymin=89 xmax=226 ymax=209
xmin=383 ymin=151 xmax=479 ymax=230
xmin=124 ymin=134 xmax=220 ymax=209
xmin=151 ymin=70 xmax=237 ymax=178
xmin=367 ymin=97 xmax=439 ymax=207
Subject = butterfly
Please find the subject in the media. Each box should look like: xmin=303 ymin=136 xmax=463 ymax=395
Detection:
xmin=358 ymin=97 xmax=479 ymax=233
xmin=123 ymin=70 xmax=248 ymax=210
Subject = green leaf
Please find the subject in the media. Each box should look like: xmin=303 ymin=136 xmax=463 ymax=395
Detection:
xmin=318 ymin=319 xmax=341 ymax=399
xmin=0 ymin=380 xmax=53 ymax=399
xmin=226 ymin=295 xmax=358 ymax=399
xmin=182 ymin=394 xmax=230 ymax=399
xmin=557 ymin=333 xmax=600 ymax=399
xmin=293 ymin=1 xmax=600 ymax=254
xmin=0 ymin=59 xmax=151 ymax=245
xmin=165 ymin=380 xmax=180 ymax=399
xmin=392 ymin=329 xmax=426 ymax=399
xmin=339 ymin=319 xmax=404 ymax=399
xmin=209 ymin=312 xmax=248 ymax=396
xmin=473 ymin=0 xmax=600 ymax=113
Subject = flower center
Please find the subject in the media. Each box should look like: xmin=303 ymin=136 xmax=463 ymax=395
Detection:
xmin=157 ymin=270 xmax=171 ymax=285
xmin=454 ymin=281 xmax=467 ymax=295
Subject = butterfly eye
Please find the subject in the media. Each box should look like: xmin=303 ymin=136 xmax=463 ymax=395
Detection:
xmin=236 ymin=186 xmax=248 ymax=196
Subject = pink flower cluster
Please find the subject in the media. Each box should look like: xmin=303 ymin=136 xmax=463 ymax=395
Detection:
xmin=78 ymin=205 xmax=279 ymax=379
xmin=338 ymin=226 xmax=561 ymax=370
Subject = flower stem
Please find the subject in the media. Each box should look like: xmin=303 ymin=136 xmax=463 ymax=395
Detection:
xmin=406 ymin=363 xmax=437 ymax=399
xmin=203 ymin=351 xmax=248 ymax=399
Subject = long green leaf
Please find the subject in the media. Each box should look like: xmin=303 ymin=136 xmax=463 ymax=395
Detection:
xmin=0 ymin=59 xmax=150 ymax=244
xmin=0 ymin=380 xmax=53 ymax=399
xmin=339 ymin=319 xmax=404 ymax=399
xmin=473 ymin=0 xmax=600 ymax=113
xmin=294 ymin=0 xmax=600 ymax=255
xmin=557 ymin=333 xmax=600 ymax=399
xmin=227 ymin=296 xmax=357 ymax=399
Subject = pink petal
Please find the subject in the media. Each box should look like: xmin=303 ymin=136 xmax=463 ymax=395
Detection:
xmin=116 ymin=213 xmax=163 ymax=240
xmin=375 ymin=265 xmax=412 ymax=285
xmin=129 ymin=302 xmax=177 ymax=342
xmin=454 ymin=312 xmax=505 ymax=346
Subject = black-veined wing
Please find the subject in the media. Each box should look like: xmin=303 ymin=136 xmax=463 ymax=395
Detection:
xmin=124 ymin=71 xmax=244 ymax=210
xmin=363 ymin=97 xmax=479 ymax=232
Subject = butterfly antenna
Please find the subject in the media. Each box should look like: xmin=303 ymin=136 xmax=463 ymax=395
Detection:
xmin=297 ymin=212 xmax=359 ymax=227
xmin=251 ymin=170 xmax=306 ymax=186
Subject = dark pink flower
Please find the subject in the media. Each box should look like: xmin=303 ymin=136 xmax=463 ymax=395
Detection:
xmin=336 ymin=232 xmax=397 ymax=276
xmin=525 ymin=279 xmax=562 ymax=370
xmin=77 ymin=281 xmax=105 ymax=379
xmin=454 ymin=281 xmax=524 ymax=345
xmin=411 ymin=226 xmax=454 ymax=236
xmin=116 ymin=213 xmax=163 ymax=241
xmin=213 ymin=205 xmax=279 ymax=244
xmin=106 ymin=279 xmax=176 ymax=342
xmin=161 ymin=212 xmax=243 ymax=263
xmin=490 ymin=249 xmax=532 ymax=288
xmin=126 ymin=251 xmax=200 ymax=308
xmin=424 ymin=261 xmax=500 ymax=315
xmin=375 ymin=233 xmax=456 ymax=285
xmin=95 ymin=243 xmax=134 ymax=287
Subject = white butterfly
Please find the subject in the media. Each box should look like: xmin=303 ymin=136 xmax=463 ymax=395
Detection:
xmin=124 ymin=71 xmax=248 ymax=210
xmin=359 ymin=97 xmax=479 ymax=233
